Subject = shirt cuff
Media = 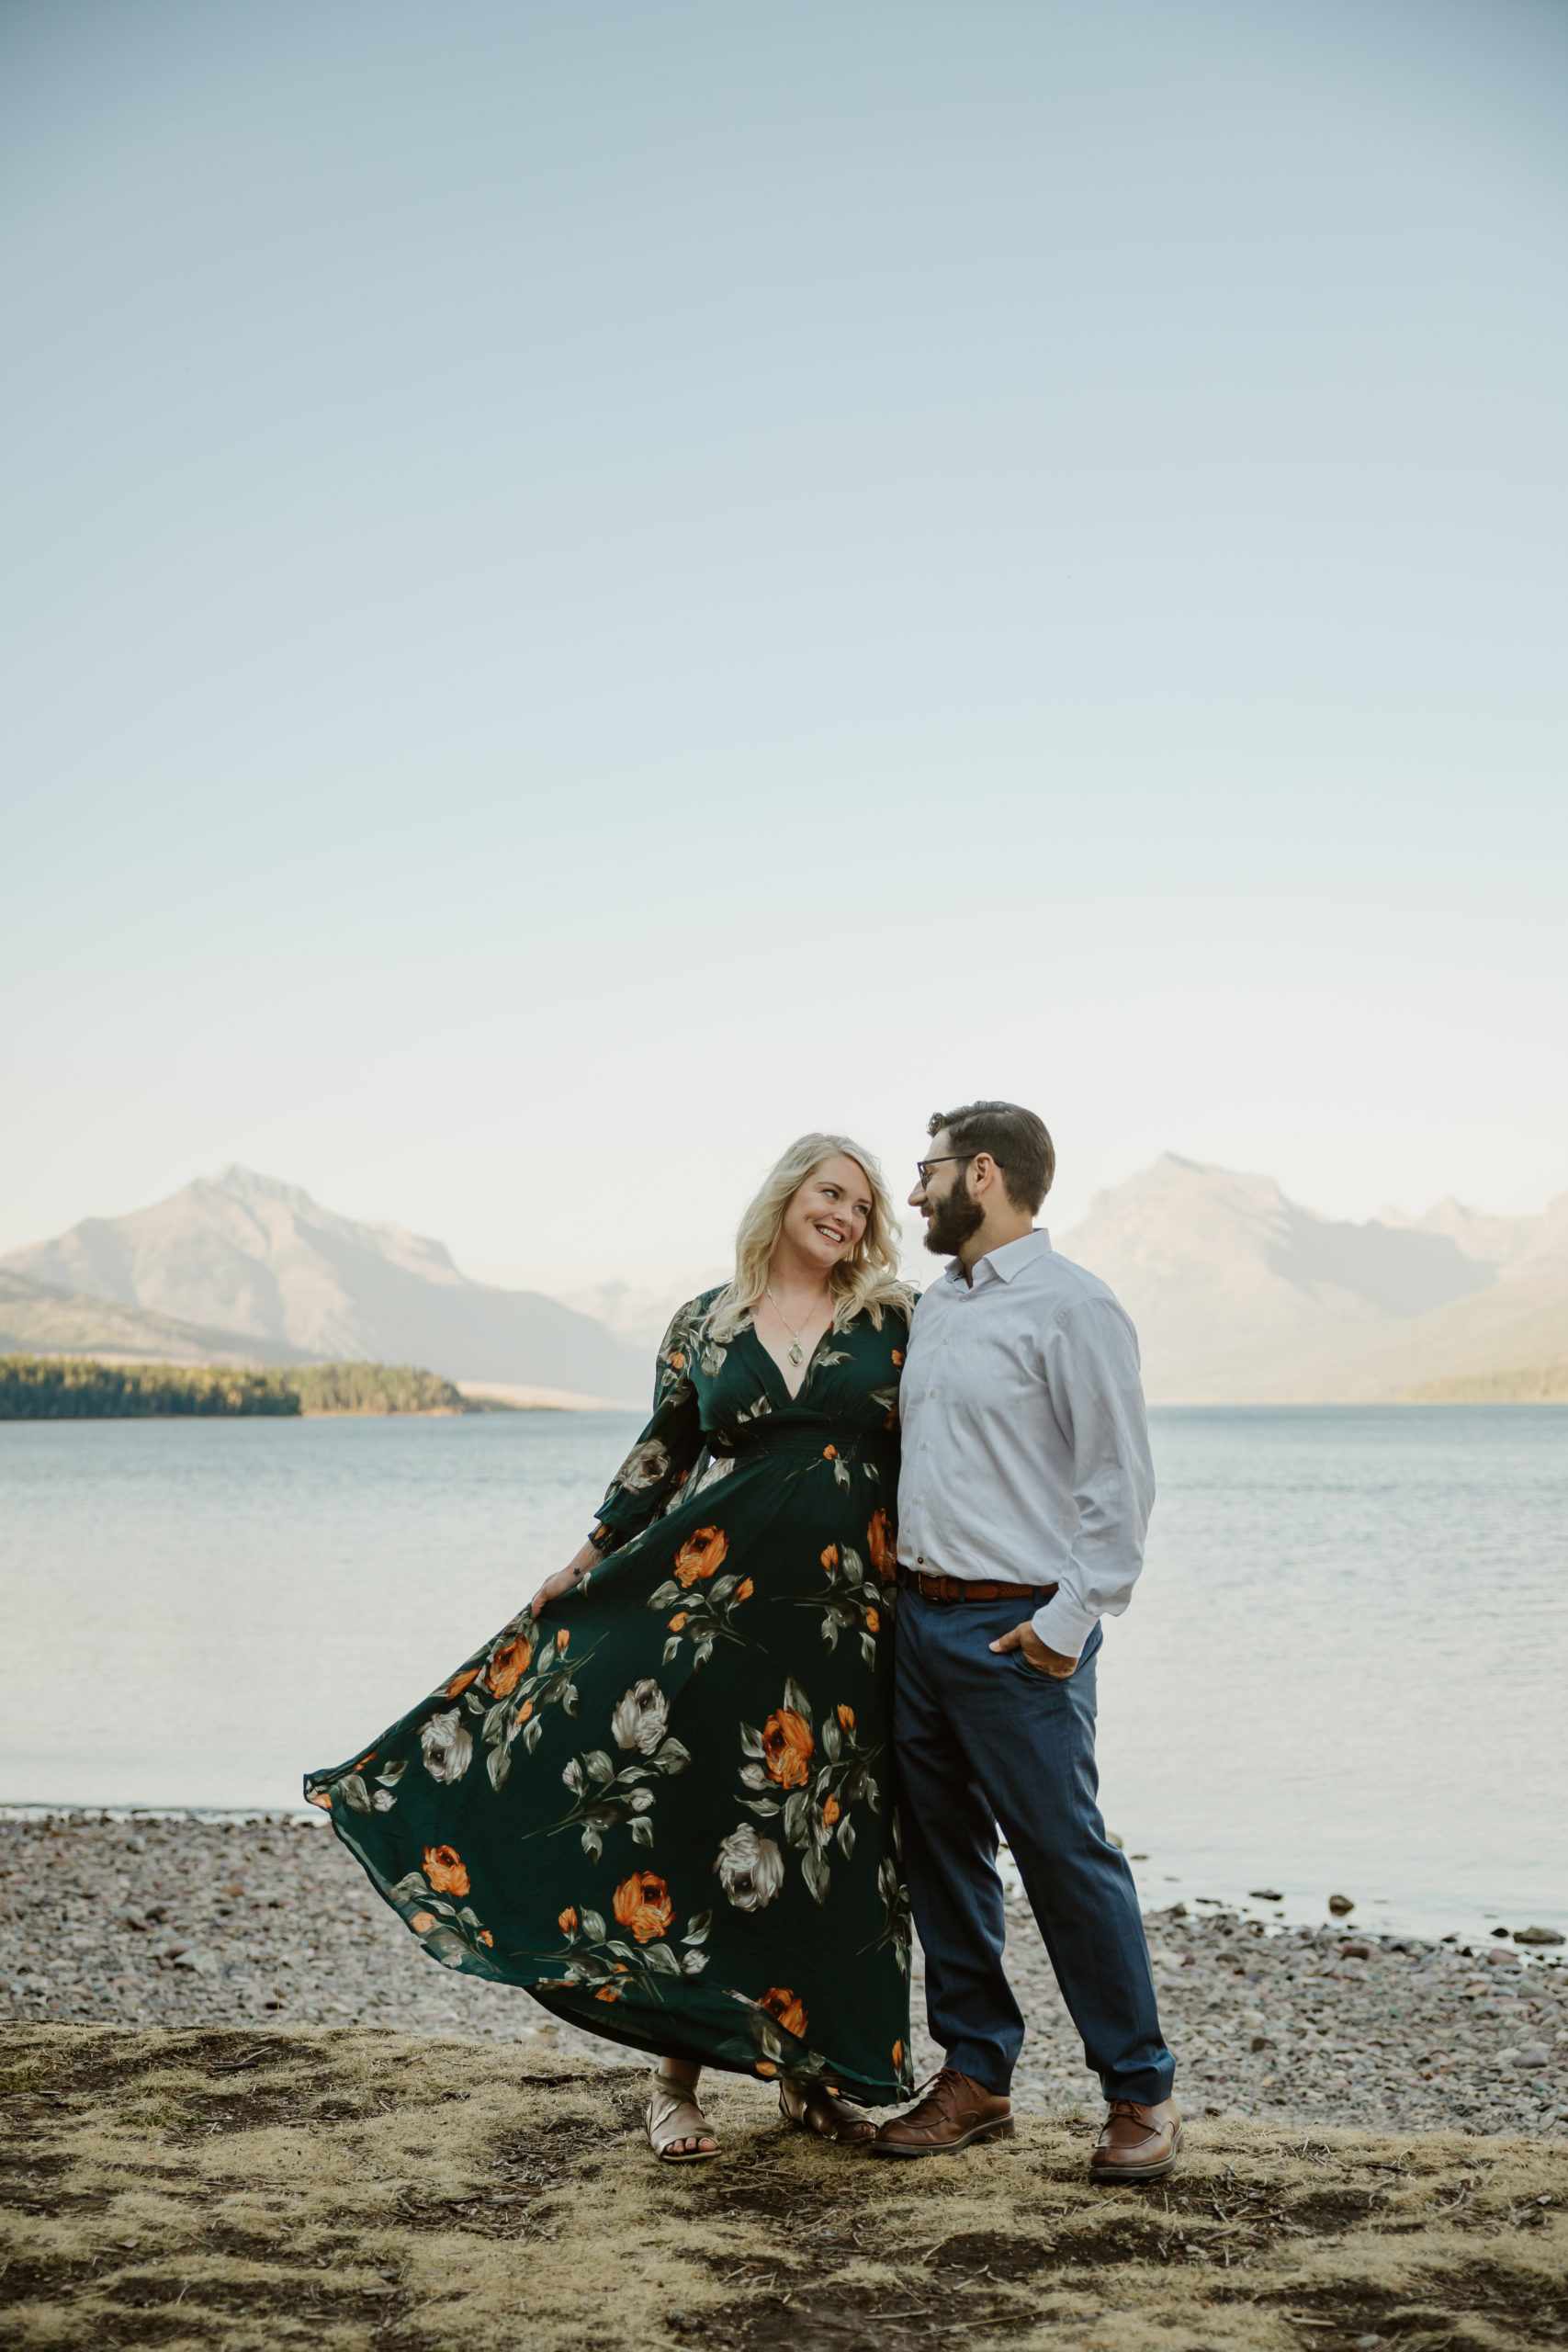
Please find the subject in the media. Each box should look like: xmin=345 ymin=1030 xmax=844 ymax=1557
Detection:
xmin=1032 ymin=1588 xmax=1100 ymax=1660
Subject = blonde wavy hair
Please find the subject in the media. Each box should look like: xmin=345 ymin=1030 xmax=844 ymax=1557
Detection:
xmin=706 ymin=1133 xmax=910 ymax=1342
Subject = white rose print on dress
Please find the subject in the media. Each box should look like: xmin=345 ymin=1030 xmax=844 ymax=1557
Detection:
xmin=420 ymin=1708 xmax=473 ymax=1784
xmin=715 ymin=1822 xmax=785 ymax=1912
xmin=611 ymin=1679 xmax=671 ymax=1755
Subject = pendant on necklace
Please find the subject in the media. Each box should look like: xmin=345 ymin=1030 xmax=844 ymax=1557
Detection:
xmin=787 ymin=1341 xmax=804 ymax=1366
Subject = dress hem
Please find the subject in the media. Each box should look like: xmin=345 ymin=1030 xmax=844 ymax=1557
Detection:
xmin=312 ymin=1795 xmax=908 ymax=2109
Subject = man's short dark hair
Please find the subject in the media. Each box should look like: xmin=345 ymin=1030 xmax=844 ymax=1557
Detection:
xmin=927 ymin=1100 xmax=1055 ymax=1215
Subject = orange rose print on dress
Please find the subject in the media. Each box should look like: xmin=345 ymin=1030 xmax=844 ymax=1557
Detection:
xmin=595 ymin=1984 xmax=622 ymax=2002
xmin=822 ymin=1446 xmax=837 ymax=1460
xmin=423 ymin=1845 xmax=470 ymax=1896
xmin=555 ymin=1628 xmax=570 ymax=1653
xmin=864 ymin=1608 xmax=880 ymax=1634
xmin=410 ymin=1910 xmax=435 ymax=1933
xmin=760 ymin=1986 xmax=808 ymax=2038
xmin=892 ymin=2039 xmax=903 ymax=2068
xmin=835 ymin=1703 xmax=855 ymax=1733
xmin=892 ymin=1350 xmax=903 ymax=1366
xmin=761 ymin=1708 xmax=814 ymax=1789
xmin=734 ymin=1579 xmax=753 ymax=1603
xmin=822 ymin=1795 xmax=840 ymax=1827
xmin=674 ymin=1527 xmax=728 ymax=1587
xmin=668 ymin=1611 xmax=689 ymax=1631
xmin=755 ymin=2061 xmax=777 ymax=2077
xmin=445 ymin=1666 xmax=481 ymax=1700
xmin=308 ymin=1790 xmax=332 ymax=1810
xmin=479 ymin=1930 xmax=494 ymax=1946
xmin=558 ymin=1906 xmax=579 ymax=1933
xmin=613 ymin=1871 xmax=675 ymax=1945
xmin=669 ymin=1351 xmax=686 ymax=1370
xmin=866 ymin=1510 xmax=897 ymax=1585
xmin=486 ymin=1634 xmax=532 ymax=1697
xmin=820 ymin=1544 xmax=839 ymax=1573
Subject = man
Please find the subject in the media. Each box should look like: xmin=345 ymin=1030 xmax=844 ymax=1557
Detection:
xmin=872 ymin=1100 xmax=1179 ymax=2181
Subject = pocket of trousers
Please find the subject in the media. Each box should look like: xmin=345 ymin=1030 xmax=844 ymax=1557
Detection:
xmin=1005 ymin=1648 xmax=1076 ymax=1686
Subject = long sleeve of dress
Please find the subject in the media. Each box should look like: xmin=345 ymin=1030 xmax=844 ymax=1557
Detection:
xmin=587 ymin=1296 xmax=713 ymax=1555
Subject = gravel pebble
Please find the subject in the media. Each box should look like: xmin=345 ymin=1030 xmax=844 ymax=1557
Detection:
xmin=998 ymin=1898 xmax=1568 ymax=2137
xmin=4 ymin=1813 xmax=1565 ymax=2135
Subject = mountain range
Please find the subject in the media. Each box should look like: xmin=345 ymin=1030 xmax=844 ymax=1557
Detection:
xmin=0 ymin=1168 xmax=646 ymax=1402
xmin=2 ymin=1156 xmax=1563 ymax=1406
xmin=1055 ymin=1156 xmax=1568 ymax=1402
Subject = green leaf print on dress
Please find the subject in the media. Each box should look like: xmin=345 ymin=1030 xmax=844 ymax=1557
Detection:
xmin=784 ymin=1527 xmax=895 ymax=1670
xmin=529 ymin=1681 xmax=694 ymax=1860
xmin=305 ymin=1283 xmax=917 ymax=2105
xmin=531 ymin=1876 xmax=707 ymax=2007
xmin=735 ymin=1680 xmax=885 ymax=1907
xmin=648 ymin=1526 xmax=761 ymax=1666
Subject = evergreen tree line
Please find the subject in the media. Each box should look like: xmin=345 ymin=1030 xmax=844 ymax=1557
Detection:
xmin=0 ymin=1357 xmax=468 ymax=1419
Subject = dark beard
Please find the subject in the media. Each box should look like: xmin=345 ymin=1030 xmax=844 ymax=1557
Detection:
xmin=922 ymin=1183 xmax=984 ymax=1258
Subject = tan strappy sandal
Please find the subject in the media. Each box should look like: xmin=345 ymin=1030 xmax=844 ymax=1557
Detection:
xmin=645 ymin=2071 xmax=721 ymax=2163
xmin=778 ymin=2076 xmax=875 ymax=2145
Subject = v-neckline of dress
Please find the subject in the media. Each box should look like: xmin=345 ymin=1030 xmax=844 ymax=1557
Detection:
xmin=745 ymin=1314 xmax=830 ymax=1408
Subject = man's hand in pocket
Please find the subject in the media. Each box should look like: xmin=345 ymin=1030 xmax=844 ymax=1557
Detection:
xmin=988 ymin=1622 xmax=1079 ymax=1679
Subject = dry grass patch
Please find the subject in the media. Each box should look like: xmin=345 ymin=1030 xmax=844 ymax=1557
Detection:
xmin=1 ymin=2026 xmax=1564 ymax=2351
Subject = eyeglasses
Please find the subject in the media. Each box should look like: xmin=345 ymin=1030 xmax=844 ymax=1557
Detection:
xmin=914 ymin=1154 xmax=972 ymax=1188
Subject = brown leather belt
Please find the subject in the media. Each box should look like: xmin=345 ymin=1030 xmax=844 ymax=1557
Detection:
xmin=897 ymin=1569 xmax=1059 ymax=1606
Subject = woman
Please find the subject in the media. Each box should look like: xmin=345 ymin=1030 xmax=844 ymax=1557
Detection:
xmin=305 ymin=1134 xmax=915 ymax=2162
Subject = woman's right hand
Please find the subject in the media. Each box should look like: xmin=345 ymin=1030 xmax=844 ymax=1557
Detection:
xmin=528 ymin=1541 xmax=603 ymax=1620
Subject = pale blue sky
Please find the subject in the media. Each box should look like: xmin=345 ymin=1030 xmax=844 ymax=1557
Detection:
xmin=4 ymin=0 xmax=1565 ymax=1290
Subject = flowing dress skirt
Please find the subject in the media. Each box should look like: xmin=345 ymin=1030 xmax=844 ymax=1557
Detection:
xmin=306 ymin=1407 xmax=913 ymax=2105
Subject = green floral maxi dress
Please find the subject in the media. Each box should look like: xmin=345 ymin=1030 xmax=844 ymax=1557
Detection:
xmin=304 ymin=1291 xmax=915 ymax=2105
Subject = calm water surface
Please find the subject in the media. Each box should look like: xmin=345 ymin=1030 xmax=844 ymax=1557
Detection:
xmin=2 ymin=1407 xmax=1562 ymax=1942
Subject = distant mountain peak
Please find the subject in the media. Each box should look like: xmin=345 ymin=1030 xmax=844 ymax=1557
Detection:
xmin=192 ymin=1163 xmax=465 ymax=1279
xmin=0 ymin=1170 xmax=643 ymax=1396
xmin=209 ymin=1161 xmax=312 ymax=1198
xmin=201 ymin=1163 xmax=326 ymax=1217
xmin=1374 ymin=1192 xmax=1551 ymax=1275
xmin=1060 ymin=1153 xmax=1500 ymax=1380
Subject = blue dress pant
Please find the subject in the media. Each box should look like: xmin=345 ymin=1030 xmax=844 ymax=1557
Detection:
xmin=894 ymin=1589 xmax=1175 ymax=2104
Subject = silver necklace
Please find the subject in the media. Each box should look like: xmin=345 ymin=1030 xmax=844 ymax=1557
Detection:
xmin=764 ymin=1286 xmax=818 ymax=1368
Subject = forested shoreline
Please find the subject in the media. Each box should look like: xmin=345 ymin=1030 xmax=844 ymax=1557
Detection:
xmin=0 ymin=1356 xmax=471 ymax=1419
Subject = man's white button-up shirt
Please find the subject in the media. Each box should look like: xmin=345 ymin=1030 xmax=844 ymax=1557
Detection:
xmin=896 ymin=1227 xmax=1156 ymax=1658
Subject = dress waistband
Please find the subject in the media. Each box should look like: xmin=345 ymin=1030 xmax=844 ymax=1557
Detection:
xmin=708 ymin=1423 xmax=894 ymax=1463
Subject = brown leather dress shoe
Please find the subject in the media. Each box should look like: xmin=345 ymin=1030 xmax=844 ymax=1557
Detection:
xmin=1089 ymin=2098 xmax=1183 ymax=2183
xmin=869 ymin=2067 xmax=1014 ymax=2159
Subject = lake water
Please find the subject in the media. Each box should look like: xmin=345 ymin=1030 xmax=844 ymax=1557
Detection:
xmin=2 ymin=1407 xmax=1563 ymax=1945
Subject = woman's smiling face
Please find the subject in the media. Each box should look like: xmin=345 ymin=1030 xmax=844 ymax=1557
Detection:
xmin=780 ymin=1153 xmax=874 ymax=1274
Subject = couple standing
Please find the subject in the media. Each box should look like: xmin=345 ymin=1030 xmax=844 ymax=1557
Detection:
xmin=306 ymin=1100 xmax=1179 ymax=2181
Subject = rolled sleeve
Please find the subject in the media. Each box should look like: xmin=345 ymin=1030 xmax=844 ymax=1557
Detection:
xmin=1031 ymin=1298 xmax=1155 ymax=1658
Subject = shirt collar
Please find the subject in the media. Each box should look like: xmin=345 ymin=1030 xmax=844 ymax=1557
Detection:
xmin=942 ymin=1227 xmax=1052 ymax=1288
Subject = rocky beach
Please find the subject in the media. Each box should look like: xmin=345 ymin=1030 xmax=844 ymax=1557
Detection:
xmin=4 ymin=1813 xmax=1564 ymax=2140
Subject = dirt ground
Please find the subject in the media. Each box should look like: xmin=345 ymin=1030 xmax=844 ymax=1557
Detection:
xmin=2 ymin=2025 xmax=1564 ymax=2352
